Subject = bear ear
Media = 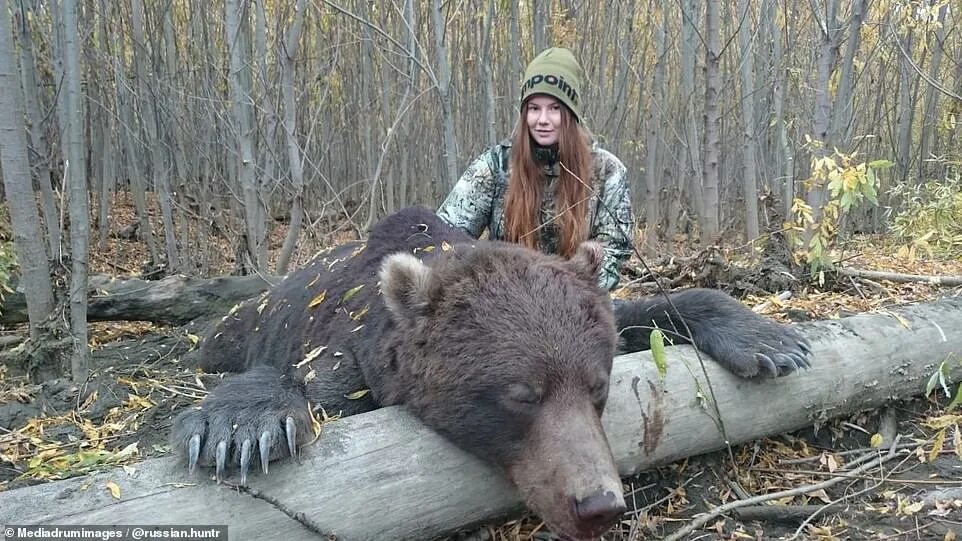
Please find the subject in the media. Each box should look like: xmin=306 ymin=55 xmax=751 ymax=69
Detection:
xmin=379 ymin=252 xmax=433 ymax=320
xmin=568 ymin=241 xmax=605 ymax=284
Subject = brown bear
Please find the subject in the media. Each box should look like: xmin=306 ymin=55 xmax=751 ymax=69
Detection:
xmin=172 ymin=207 xmax=811 ymax=540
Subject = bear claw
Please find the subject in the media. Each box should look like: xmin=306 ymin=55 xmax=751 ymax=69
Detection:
xmin=215 ymin=441 xmax=228 ymax=481
xmin=239 ymin=439 xmax=252 ymax=484
xmin=286 ymin=416 xmax=298 ymax=459
xmin=187 ymin=434 xmax=200 ymax=474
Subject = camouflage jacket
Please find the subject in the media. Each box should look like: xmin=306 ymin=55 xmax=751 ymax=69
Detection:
xmin=437 ymin=139 xmax=635 ymax=290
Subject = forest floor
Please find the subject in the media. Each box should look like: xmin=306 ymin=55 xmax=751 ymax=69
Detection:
xmin=2 ymin=199 xmax=962 ymax=540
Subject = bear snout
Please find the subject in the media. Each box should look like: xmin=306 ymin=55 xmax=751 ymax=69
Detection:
xmin=507 ymin=398 xmax=625 ymax=540
xmin=573 ymin=488 xmax=627 ymax=534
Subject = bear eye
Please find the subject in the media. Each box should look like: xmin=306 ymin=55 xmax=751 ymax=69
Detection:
xmin=506 ymin=383 xmax=542 ymax=406
xmin=590 ymin=379 xmax=609 ymax=405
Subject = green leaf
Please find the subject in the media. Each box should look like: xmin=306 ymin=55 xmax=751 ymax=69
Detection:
xmin=867 ymin=159 xmax=894 ymax=170
xmin=650 ymin=329 xmax=668 ymax=378
xmin=342 ymin=284 xmax=365 ymax=303
xmin=948 ymin=384 xmax=962 ymax=412
xmin=926 ymin=361 xmax=950 ymax=397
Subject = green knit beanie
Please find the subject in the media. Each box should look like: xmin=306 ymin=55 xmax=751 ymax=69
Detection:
xmin=520 ymin=47 xmax=584 ymax=123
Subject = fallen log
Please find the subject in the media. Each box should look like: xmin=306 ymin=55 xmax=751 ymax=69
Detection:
xmin=0 ymin=298 xmax=960 ymax=540
xmin=0 ymin=274 xmax=276 ymax=327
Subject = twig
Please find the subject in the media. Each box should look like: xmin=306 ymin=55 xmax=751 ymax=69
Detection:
xmin=662 ymin=437 xmax=903 ymax=541
xmin=836 ymin=267 xmax=962 ymax=287
xmin=778 ymin=443 xmax=917 ymax=465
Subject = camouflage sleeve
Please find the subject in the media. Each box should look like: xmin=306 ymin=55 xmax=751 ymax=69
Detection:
xmin=437 ymin=150 xmax=498 ymax=238
xmin=592 ymin=157 xmax=636 ymax=291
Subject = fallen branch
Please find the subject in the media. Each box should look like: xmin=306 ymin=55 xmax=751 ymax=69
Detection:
xmin=0 ymin=274 xmax=277 ymax=327
xmin=0 ymin=299 xmax=960 ymax=540
xmin=837 ymin=267 xmax=962 ymax=287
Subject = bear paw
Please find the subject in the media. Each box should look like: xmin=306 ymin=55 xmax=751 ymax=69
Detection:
xmin=171 ymin=366 xmax=314 ymax=484
xmin=699 ymin=317 xmax=812 ymax=378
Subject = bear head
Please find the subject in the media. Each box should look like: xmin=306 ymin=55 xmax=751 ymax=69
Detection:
xmin=378 ymin=240 xmax=626 ymax=540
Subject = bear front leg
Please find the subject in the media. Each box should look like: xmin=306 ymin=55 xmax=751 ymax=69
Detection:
xmin=171 ymin=365 xmax=314 ymax=483
xmin=615 ymin=288 xmax=812 ymax=378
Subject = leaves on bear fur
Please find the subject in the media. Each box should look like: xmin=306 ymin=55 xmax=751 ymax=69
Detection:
xmin=308 ymin=290 xmax=327 ymax=308
xmin=342 ymin=284 xmax=365 ymax=303
xmin=345 ymin=389 xmax=370 ymax=400
xmin=441 ymin=241 xmax=453 ymax=251
xmin=349 ymin=305 xmax=370 ymax=320
xmin=295 ymin=346 xmax=327 ymax=368
xmin=304 ymin=370 xmax=317 ymax=384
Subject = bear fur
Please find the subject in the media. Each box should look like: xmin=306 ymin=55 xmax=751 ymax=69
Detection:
xmin=172 ymin=207 xmax=811 ymax=540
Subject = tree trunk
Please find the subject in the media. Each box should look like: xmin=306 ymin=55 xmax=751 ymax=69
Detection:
xmin=275 ymin=0 xmax=308 ymax=275
xmin=0 ymin=0 xmax=55 ymax=340
xmin=737 ymin=0 xmax=760 ymax=242
xmin=895 ymin=27 xmax=916 ymax=186
xmin=226 ymin=0 xmax=266 ymax=272
xmin=701 ymin=0 xmax=722 ymax=238
xmin=508 ymin=0 xmax=522 ymax=106
xmin=1 ymin=299 xmax=961 ymax=539
xmin=130 ymin=0 xmax=179 ymax=272
xmin=13 ymin=0 xmax=60 ymax=258
xmin=829 ymin=0 xmax=869 ymax=149
xmin=532 ymin=0 xmax=548 ymax=53
xmin=805 ymin=0 xmax=838 ymax=240
xmin=681 ymin=0 xmax=703 ymax=233
xmin=432 ymin=0 xmax=458 ymax=195
xmin=643 ymin=9 xmax=666 ymax=256
xmin=771 ymin=0 xmax=794 ymax=218
xmin=480 ymin=0 xmax=497 ymax=146
xmin=917 ymin=2 xmax=947 ymax=182
xmin=62 ymin=0 xmax=89 ymax=383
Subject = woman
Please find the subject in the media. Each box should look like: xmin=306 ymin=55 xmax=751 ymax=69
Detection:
xmin=437 ymin=47 xmax=634 ymax=291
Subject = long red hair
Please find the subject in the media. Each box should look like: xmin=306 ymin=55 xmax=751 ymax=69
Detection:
xmin=503 ymin=101 xmax=593 ymax=258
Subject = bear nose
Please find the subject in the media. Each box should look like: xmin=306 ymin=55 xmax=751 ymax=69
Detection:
xmin=573 ymin=489 xmax=626 ymax=531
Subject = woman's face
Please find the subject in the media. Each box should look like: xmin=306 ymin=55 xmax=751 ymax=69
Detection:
xmin=525 ymin=95 xmax=563 ymax=146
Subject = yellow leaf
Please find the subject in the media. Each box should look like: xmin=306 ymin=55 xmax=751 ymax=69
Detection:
xmin=295 ymin=345 xmax=328 ymax=368
xmin=304 ymin=369 xmax=316 ymax=383
xmin=350 ymin=305 xmax=370 ymax=320
xmin=308 ymin=290 xmax=327 ymax=307
xmin=106 ymin=480 xmax=121 ymax=499
xmin=185 ymin=332 xmax=200 ymax=346
xmin=345 ymin=389 xmax=370 ymax=400
xmin=256 ymin=298 xmax=269 ymax=314
xmin=870 ymin=433 xmax=884 ymax=448
xmin=930 ymin=428 xmax=946 ymax=463
xmin=954 ymin=425 xmax=962 ymax=459
xmin=826 ymin=454 xmax=839 ymax=473
xmin=900 ymin=499 xmax=923 ymax=516
xmin=441 ymin=241 xmax=452 ymax=251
